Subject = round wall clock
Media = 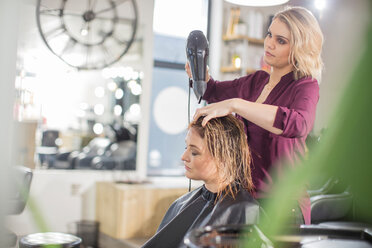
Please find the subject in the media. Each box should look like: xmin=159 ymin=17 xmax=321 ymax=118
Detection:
xmin=36 ymin=0 xmax=138 ymax=70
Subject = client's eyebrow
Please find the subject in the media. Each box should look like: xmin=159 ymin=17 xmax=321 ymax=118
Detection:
xmin=189 ymin=144 xmax=201 ymax=150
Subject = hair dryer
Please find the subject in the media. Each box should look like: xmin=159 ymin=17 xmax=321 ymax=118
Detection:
xmin=186 ymin=30 xmax=209 ymax=103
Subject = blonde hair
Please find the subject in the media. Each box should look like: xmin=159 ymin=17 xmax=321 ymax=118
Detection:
xmin=189 ymin=115 xmax=253 ymax=200
xmin=274 ymin=6 xmax=324 ymax=81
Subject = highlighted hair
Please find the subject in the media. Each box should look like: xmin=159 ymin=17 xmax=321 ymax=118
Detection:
xmin=189 ymin=115 xmax=253 ymax=200
xmin=274 ymin=6 xmax=324 ymax=81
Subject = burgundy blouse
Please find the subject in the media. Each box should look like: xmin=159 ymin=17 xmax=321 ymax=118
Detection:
xmin=203 ymin=70 xmax=319 ymax=224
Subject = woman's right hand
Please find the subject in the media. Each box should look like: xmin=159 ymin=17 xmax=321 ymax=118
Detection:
xmin=193 ymin=99 xmax=236 ymax=126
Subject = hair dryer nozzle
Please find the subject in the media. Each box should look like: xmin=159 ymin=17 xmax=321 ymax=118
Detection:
xmin=193 ymin=80 xmax=208 ymax=103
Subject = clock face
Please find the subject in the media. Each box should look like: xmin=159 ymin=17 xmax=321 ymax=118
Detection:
xmin=36 ymin=0 xmax=138 ymax=70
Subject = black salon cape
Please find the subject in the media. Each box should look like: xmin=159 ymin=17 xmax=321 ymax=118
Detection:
xmin=141 ymin=184 xmax=260 ymax=248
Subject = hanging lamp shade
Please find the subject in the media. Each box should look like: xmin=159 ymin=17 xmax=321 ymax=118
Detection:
xmin=224 ymin=0 xmax=289 ymax=7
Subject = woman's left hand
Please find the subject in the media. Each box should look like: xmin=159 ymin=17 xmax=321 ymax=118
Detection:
xmin=193 ymin=99 xmax=235 ymax=126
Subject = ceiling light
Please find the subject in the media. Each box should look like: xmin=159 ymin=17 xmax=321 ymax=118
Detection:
xmin=314 ymin=0 xmax=326 ymax=10
xmin=224 ymin=0 xmax=289 ymax=7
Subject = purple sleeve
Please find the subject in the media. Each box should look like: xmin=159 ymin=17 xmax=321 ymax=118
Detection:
xmin=273 ymin=79 xmax=320 ymax=138
xmin=202 ymin=73 xmax=256 ymax=103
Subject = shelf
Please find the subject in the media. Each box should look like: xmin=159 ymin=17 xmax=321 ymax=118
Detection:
xmin=220 ymin=66 xmax=241 ymax=73
xmin=246 ymin=68 xmax=257 ymax=74
xmin=220 ymin=66 xmax=258 ymax=75
xmin=222 ymin=35 xmax=265 ymax=45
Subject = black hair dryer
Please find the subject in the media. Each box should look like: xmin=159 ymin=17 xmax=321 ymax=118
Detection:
xmin=186 ymin=30 xmax=209 ymax=103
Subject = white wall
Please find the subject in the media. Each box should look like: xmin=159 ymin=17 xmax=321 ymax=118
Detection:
xmin=314 ymin=0 xmax=371 ymax=134
xmin=0 ymin=0 xmax=20 ymax=230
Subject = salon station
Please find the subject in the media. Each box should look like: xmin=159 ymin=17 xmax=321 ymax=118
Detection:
xmin=1 ymin=0 xmax=371 ymax=247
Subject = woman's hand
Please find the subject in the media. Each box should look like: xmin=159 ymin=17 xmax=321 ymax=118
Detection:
xmin=185 ymin=62 xmax=192 ymax=78
xmin=185 ymin=62 xmax=211 ymax=82
xmin=193 ymin=99 xmax=235 ymax=126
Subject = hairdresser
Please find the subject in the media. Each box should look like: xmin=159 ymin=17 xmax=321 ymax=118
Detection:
xmin=186 ymin=6 xmax=323 ymax=225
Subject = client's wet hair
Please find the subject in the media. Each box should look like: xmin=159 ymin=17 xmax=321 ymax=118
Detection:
xmin=189 ymin=115 xmax=253 ymax=199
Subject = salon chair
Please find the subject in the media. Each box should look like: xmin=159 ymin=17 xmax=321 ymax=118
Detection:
xmin=70 ymin=137 xmax=112 ymax=169
xmin=36 ymin=129 xmax=59 ymax=168
xmin=308 ymin=177 xmax=354 ymax=224
xmin=310 ymin=187 xmax=353 ymax=224
xmin=1 ymin=166 xmax=33 ymax=247
xmin=308 ymin=177 xmax=372 ymax=237
xmin=53 ymin=123 xmax=137 ymax=170
xmin=90 ymin=140 xmax=136 ymax=170
xmin=185 ymin=224 xmax=372 ymax=248
xmin=308 ymin=176 xmax=342 ymax=197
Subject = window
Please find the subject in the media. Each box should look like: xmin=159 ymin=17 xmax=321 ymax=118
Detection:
xmin=148 ymin=0 xmax=209 ymax=176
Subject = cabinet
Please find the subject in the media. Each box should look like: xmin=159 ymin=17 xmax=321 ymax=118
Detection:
xmin=96 ymin=182 xmax=188 ymax=239
xmin=14 ymin=120 xmax=37 ymax=169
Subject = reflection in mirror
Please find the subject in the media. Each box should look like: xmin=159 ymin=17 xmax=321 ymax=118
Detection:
xmin=33 ymin=67 xmax=142 ymax=171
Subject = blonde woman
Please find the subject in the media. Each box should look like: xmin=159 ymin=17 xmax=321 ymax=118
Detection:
xmin=142 ymin=115 xmax=260 ymax=248
xmin=186 ymin=6 xmax=323 ymax=225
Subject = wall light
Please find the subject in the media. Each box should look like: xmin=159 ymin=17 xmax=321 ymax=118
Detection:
xmin=107 ymin=81 xmax=117 ymax=92
xmin=94 ymin=86 xmax=105 ymax=98
xmin=94 ymin=104 xmax=105 ymax=116
xmin=225 ymin=0 xmax=289 ymax=7
xmin=93 ymin=123 xmax=104 ymax=135
xmin=115 ymin=88 xmax=124 ymax=99
xmin=114 ymin=105 xmax=123 ymax=116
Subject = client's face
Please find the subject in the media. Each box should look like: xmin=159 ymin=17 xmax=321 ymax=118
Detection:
xmin=181 ymin=128 xmax=218 ymax=184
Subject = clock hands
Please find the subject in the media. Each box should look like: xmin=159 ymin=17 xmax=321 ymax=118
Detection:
xmin=63 ymin=11 xmax=88 ymax=17
xmin=95 ymin=0 xmax=129 ymax=15
xmin=44 ymin=25 xmax=66 ymax=41
xmin=101 ymin=44 xmax=113 ymax=65
xmin=59 ymin=37 xmax=77 ymax=57
xmin=39 ymin=8 xmax=63 ymax=17
xmin=88 ymin=0 xmax=98 ymax=12
xmin=85 ymin=45 xmax=92 ymax=68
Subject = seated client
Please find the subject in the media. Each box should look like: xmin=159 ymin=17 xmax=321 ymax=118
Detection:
xmin=142 ymin=115 xmax=260 ymax=248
